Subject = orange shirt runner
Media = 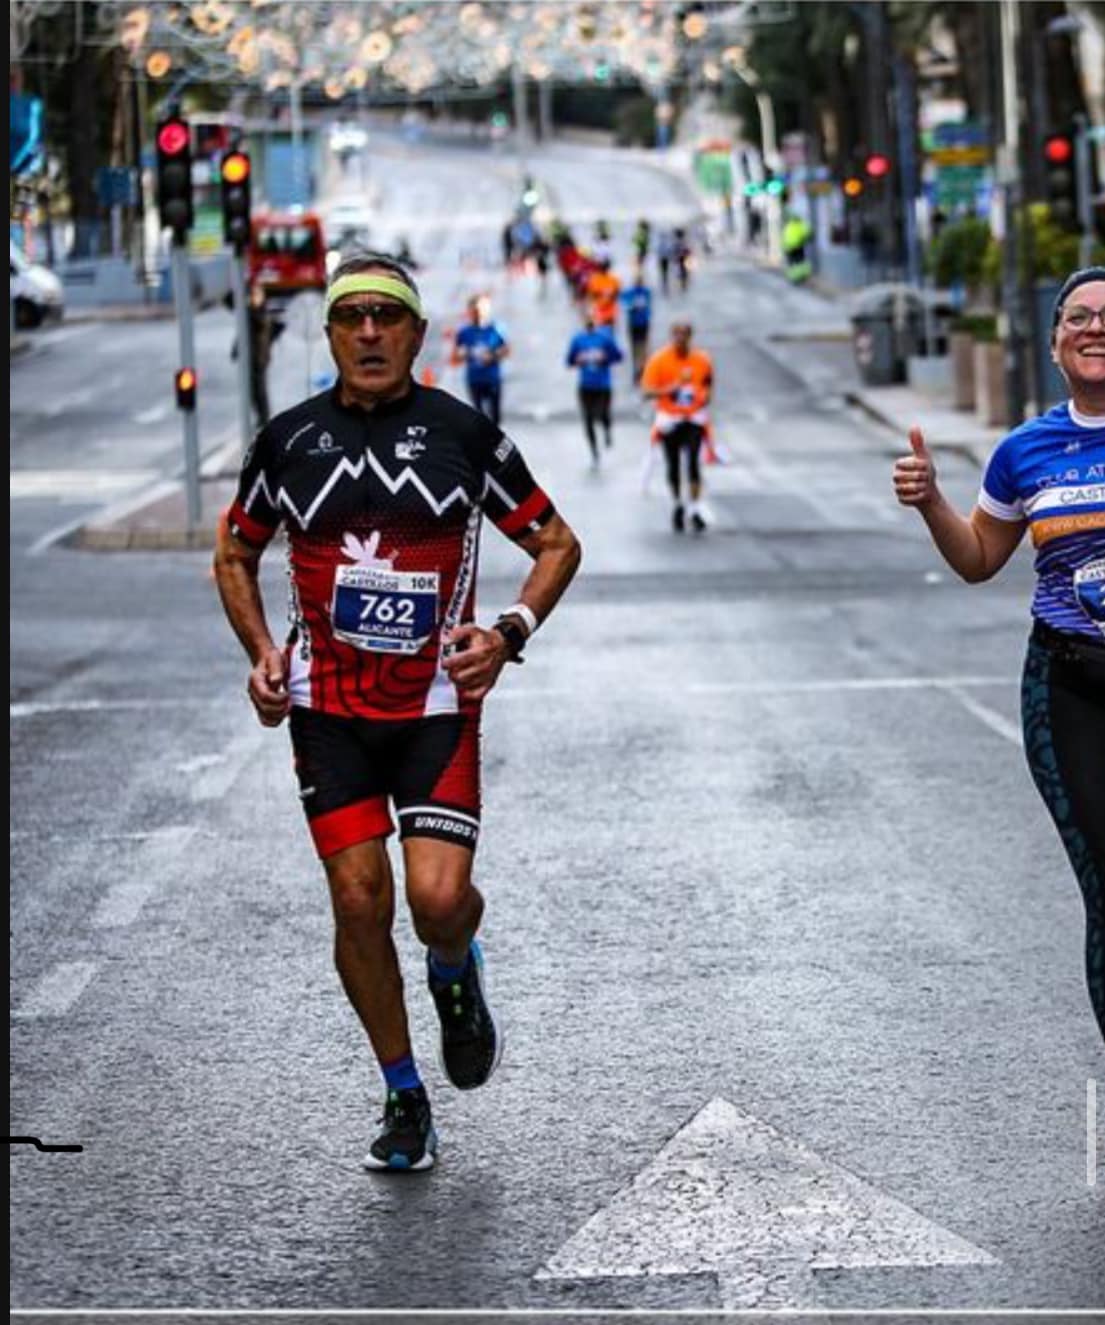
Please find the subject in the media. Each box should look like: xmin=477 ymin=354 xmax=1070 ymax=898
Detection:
xmin=586 ymin=269 xmax=621 ymax=326
xmin=640 ymin=344 xmax=713 ymax=429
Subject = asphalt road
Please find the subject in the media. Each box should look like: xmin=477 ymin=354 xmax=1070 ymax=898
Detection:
xmin=10 ymin=134 xmax=1103 ymax=1318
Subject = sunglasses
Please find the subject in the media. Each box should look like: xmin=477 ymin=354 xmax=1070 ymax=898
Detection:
xmin=328 ymin=300 xmax=412 ymax=329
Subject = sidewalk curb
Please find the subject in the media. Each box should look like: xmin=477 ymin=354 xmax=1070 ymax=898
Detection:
xmin=843 ymin=389 xmax=990 ymax=467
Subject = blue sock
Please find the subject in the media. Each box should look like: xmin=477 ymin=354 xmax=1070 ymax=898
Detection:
xmin=381 ymin=1053 xmax=422 ymax=1093
xmin=429 ymin=944 xmax=473 ymax=983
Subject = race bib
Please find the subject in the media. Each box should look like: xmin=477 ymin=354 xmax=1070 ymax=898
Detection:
xmin=1073 ymin=557 xmax=1105 ymax=637
xmin=331 ymin=566 xmax=439 ymax=654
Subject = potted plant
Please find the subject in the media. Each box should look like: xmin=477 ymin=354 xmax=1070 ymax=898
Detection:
xmin=923 ymin=217 xmax=992 ymax=406
xmin=969 ymin=314 xmax=1008 ymax=427
xmin=949 ymin=312 xmax=997 ymax=410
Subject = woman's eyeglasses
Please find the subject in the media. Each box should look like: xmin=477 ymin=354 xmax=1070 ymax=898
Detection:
xmin=328 ymin=301 xmax=411 ymax=329
xmin=1061 ymin=305 xmax=1105 ymax=332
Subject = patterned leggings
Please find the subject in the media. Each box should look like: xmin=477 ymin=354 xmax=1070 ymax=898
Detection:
xmin=1021 ymin=634 xmax=1105 ymax=1041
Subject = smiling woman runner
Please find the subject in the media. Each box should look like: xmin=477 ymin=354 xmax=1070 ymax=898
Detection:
xmin=213 ymin=252 xmax=581 ymax=1169
xmin=893 ymin=266 xmax=1105 ymax=1041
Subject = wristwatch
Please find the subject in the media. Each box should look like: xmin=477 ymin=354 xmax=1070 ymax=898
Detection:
xmin=492 ymin=617 xmax=527 ymax=663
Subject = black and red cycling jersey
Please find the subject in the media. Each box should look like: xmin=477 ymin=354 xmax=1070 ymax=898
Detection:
xmin=227 ymin=382 xmax=554 ymax=721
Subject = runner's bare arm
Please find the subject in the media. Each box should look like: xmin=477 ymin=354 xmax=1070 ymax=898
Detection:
xmin=213 ymin=515 xmax=291 ymax=726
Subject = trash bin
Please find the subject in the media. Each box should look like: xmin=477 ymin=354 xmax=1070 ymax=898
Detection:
xmin=851 ymin=311 xmax=902 ymax=385
xmin=850 ymin=284 xmax=949 ymax=386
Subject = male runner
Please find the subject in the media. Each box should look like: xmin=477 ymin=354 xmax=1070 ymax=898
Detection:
xmin=453 ymin=296 xmax=509 ymax=425
xmin=566 ymin=313 xmax=624 ymax=465
xmin=214 ymin=253 xmax=581 ymax=1170
xmin=640 ymin=322 xmax=714 ymax=532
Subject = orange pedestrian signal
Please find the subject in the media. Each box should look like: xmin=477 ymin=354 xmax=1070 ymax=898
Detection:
xmin=175 ymin=367 xmax=197 ymax=411
xmin=843 ymin=177 xmax=864 ymax=199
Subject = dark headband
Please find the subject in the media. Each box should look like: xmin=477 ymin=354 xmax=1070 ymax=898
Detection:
xmin=1052 ymin=266 xmax=1105 ymax=331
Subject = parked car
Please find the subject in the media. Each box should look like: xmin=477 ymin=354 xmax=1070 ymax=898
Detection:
xmin=10 ymin=240 xmax=64 ymax=327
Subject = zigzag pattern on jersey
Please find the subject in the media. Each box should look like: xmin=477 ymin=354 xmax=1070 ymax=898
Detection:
xmin=243 ymin=448 xmax=476 ymax=531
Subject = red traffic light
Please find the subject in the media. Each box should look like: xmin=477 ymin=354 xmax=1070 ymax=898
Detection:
xmin=864 ymin=153 xmax=891 ymax=179
xmin=1043 ymin=134 xmax=1073 ymax=165
xmin=157 ymin=120 xmax=190 ymax=157
xmin=221 ymin=151 xmax=250 ymax=185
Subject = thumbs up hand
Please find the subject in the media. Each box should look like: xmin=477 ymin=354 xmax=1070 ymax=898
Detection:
xmin=893 ymin=427 xmax=939 ymax=508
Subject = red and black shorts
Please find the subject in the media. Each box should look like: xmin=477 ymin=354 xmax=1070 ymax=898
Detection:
xmin=289 ymin=707 xmax=481 ymax=859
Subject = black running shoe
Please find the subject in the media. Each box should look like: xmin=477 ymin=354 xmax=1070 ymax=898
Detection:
xmin=690 ymin=511 xmax=707 ymax=533
xmin=672 ymin=504 xmax=686 ymax=532
xmin=363 ymin=1085 xmax=437 ymax=1172
xmin=427 ymin=941 xmax=503 ymax=1090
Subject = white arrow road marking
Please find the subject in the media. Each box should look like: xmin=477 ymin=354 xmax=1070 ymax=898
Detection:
xmin=537 ymin=1097 xmax=998 ymax=1309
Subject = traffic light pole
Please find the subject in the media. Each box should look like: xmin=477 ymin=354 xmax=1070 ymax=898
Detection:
xmin=229 ymin=251 xmax=252 ymax=456
xmin=1074 ymin=115 xmax=1095 ymax=268
xmin=999 ymin=0 xmax=1026 ymax=426
xmin=171 ymin=241 xmax=202 ymax=534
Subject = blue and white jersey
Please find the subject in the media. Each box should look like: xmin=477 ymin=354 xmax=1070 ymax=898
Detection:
xmin=621 ymin=284 xmax=652 ymax=332
xmin=455 ymin=323 xmax=507 ymax=387
xmin=566 ymin=328 xmax=624 ymax=391
xmin=978 ymin=401 xmax=1105 ymax=637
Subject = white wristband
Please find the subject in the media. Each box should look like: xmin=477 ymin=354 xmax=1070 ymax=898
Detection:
xmin=503 ymin=602 xmax=539 ymax=637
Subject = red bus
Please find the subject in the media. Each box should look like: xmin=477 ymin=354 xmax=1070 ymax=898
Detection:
xmin=248 ymin=211 xmax=328 ymax=305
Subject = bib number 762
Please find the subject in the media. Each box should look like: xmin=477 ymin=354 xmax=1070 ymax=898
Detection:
xmin=358 ymin=594 xmax=416 ymax=626
xmin=331 ymin=566 xmax=440 ymax=655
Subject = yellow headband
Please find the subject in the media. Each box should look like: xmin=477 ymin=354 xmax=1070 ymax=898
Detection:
xmin=325 ymin=274 xmax=424 ymax=320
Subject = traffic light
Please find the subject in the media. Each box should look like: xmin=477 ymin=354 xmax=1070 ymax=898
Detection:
xmin=156 ymin=113 xmax=193 ymax=242
xmin=1043 ymin=132 xmax=1077 ymax=227
xmin=175 ymin=367 xmax=197 ymax=412
xmin=220 ymin=148 xmax=252 ymax=251
xmin=864 ymin=153 xmax=892 ymax=181
xmin=842 ymin=176 xmax=864 ymax=199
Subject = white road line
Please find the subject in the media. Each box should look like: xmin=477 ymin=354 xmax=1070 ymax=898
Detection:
xmin=12 ymin=961 xmax=100 ymax=1019
xmin=190 ymin=723 xmax=266 ymax=801
xmin=11 ymin=470 xmax=157 ymax=500
xmin=494 ymin=674 xmax=1017 ymax=701
xmin=938 ymin=683 xmax=1023 ymax=746
xmin=26 ymin=429 xmax=237 ymax=557
xmin=25 ymin=479 xmax=180 ymax=557
xmin=10 ymin=677 xmax=1019 ymax=719
xmin=132 ymin=404 xmax=170 ymax=425
xmin=10 ymin=698 xmax=210 ymax=718
xmin=91 ymin=825 xmax=196 ymax=928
